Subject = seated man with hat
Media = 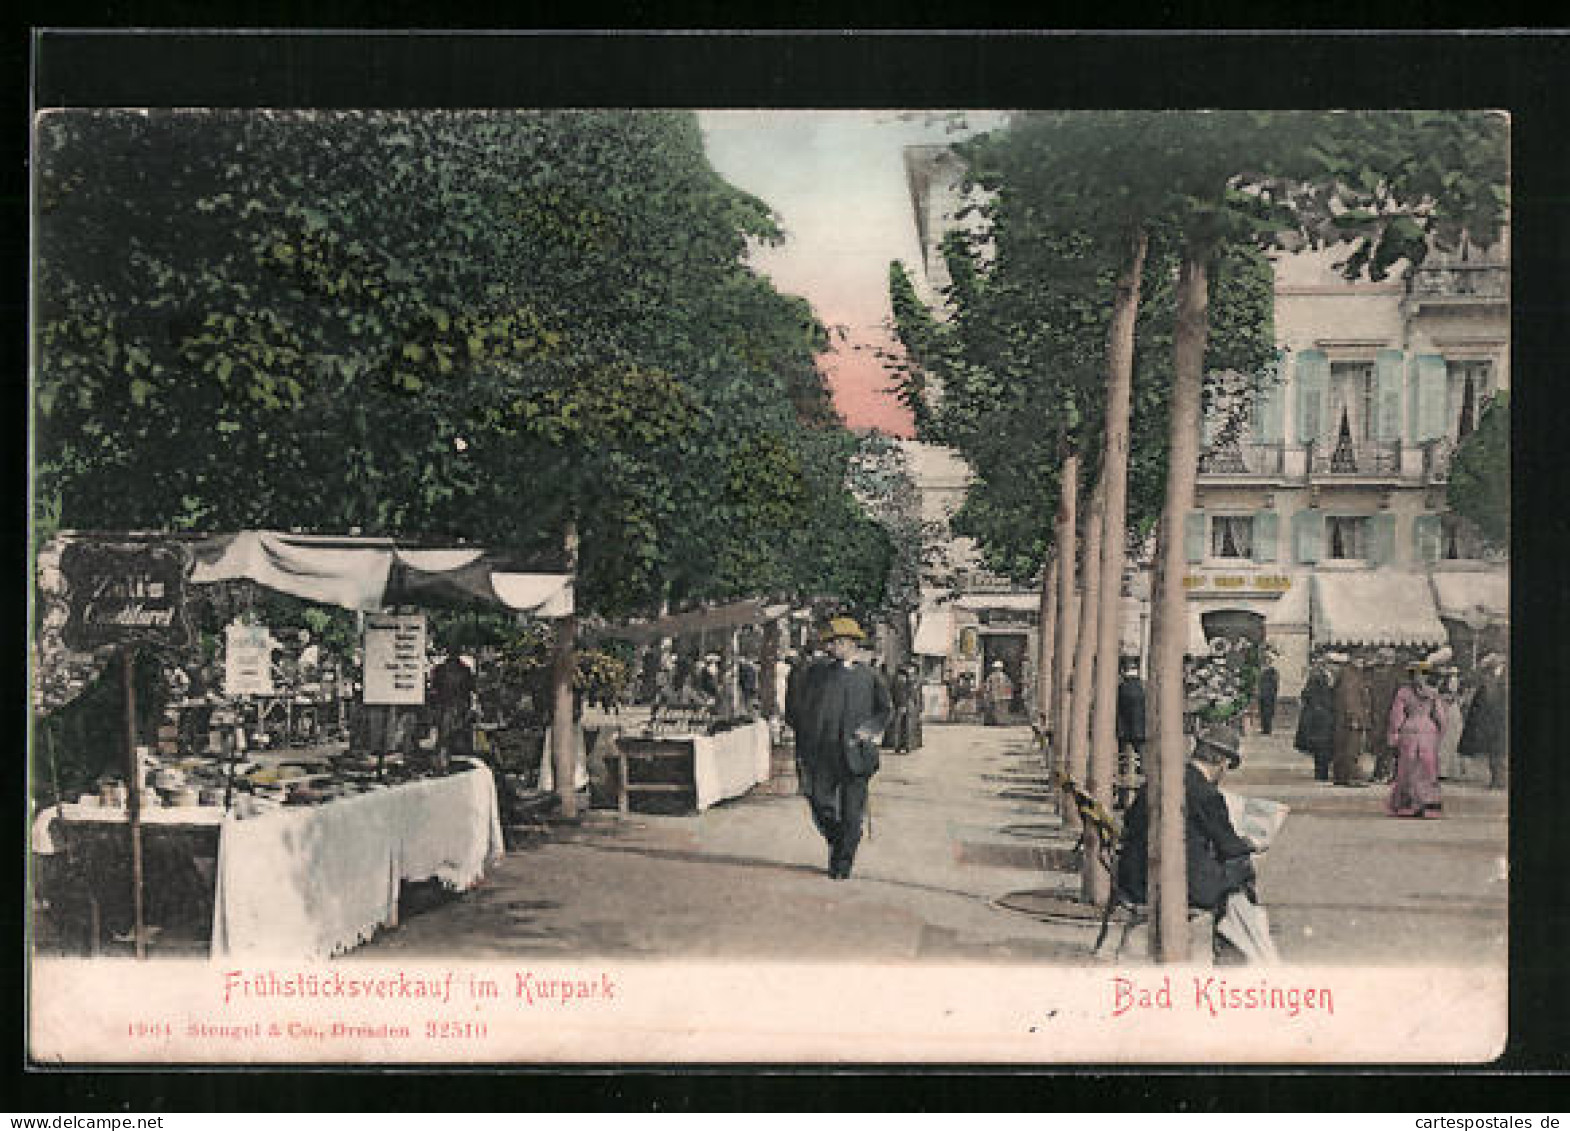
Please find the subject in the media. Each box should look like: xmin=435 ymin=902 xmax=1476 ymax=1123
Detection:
xmin=793 ymin=616 xmax=893 ymax=880
xmin=1116 ymin=722 xmax=1259 ymax=914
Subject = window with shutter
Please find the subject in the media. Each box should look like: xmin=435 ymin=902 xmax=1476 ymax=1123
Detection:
xmin=1413 ymin=354 xmax=1449 ymax=441
xmin=1253 ymin=510 xmax=1278 ymax=563
xmin=1368 ymin=513 xmax=1396 ymax=565
xmin=1413 ymin=514 xmax=1443 ymax=563
xmin=1375 ymin=349 xmax=1405 ymax=441
xmin=1292 ymin=509 xmax=1323 ymax=564
xmin=1185 ymin=510 xmax=1207 ymax=564
xmin=1296 ymin=350 xmax=1329 ymax=445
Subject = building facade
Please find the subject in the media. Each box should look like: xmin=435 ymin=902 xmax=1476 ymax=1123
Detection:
xmin=901 ymin=141 xmax=1509 ymax=712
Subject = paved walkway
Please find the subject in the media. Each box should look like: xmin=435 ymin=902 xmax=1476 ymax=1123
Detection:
xmin=360 ymin=716 xmax=1508 ymax=967
xmin=1225 ymin=722 xmax=1508 ymax=965
xmin=364 ymin=722 xmax=1091 ymax=962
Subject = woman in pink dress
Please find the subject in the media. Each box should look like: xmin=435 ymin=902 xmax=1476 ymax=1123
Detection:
xmin=1386 ymin=661 xmax=1446 ymax=818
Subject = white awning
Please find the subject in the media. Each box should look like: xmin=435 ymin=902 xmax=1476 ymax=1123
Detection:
xmin=1430 ymin=570 xmax=1509 ymax=628
xmin=913 ymin=603 xmax=954 ymax=656
xmin=188 ymin=531 xmax=572 ymax=616
xmin=1311 ymin=571 xmax=1449 ymax=648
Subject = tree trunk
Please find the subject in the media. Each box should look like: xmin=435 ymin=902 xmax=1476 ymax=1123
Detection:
xmin=1085 ymin=227 xmax=1149 ymax=906
xmin=551 ymin=520 xmax=581 ymax=819
xmin=1035 ymin=553 xmax=1058 ymax=753
xmin=1147 ymin=243 xmax=1210 ymax=960
xmin=1052 ymin=453 xmax=1080 ymax=787
xmin=1065 ymin=473 xmax=1105 ymax=839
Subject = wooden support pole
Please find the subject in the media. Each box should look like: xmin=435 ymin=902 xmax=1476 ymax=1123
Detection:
xmin=551 ymin=521 xmax=581 ymax=819
xmin=121 ymin=648 xmax=147 ymax=959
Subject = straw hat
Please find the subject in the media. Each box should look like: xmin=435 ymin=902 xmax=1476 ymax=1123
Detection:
xmin=991 ymin=660 xmax=1005 ymax=670
xmin=821 ymin=616 xmax=867 ymax=643
xmin=1324 ymin=651 xmax=1350 ymax=664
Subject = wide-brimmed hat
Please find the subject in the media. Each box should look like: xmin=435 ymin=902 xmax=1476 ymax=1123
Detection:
xmin=1193 ymin=722 xmax=1243 ymax=769
xmin=991 ymin=660 xmax=1004 ymax=670
xmin=1324 ymin=651 xmax=1350 ymax=664
xmin=821 ymin=616 xmax=867 ymax=643
xmin=1425 ymin=646 xmax=1453 ymax=667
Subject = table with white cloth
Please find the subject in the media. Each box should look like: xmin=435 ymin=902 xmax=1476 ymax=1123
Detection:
xmin=33 ymin=762 xmax=505 ymax=959
xmin=610 ymin=719 xmax=773 ymax=813
xmin=212 ymin=761 xmax=505 ymax=958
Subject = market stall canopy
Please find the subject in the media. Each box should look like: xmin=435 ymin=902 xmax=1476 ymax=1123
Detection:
xmin=1311 ymin=571 xmax=1448 ymax=648
xmin=33 ymin=531 xmax=572 ymax=716
xmin=188 ymin=531 xmax=572 ymax=616
xmin=913 ymin=601 xmax=954 ymax=656
xmin=599 ymin=599 xmax=792 ymax=643
xmin=1429 ymin=569 xmax=1509 ymax=629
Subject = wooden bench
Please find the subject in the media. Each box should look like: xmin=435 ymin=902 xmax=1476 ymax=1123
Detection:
xmin=607 ymin=735 xmax=699 ymax=815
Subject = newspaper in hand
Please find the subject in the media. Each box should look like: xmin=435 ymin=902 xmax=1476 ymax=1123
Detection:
xmin=1222 ymin=790 xmax=1290 ymax=853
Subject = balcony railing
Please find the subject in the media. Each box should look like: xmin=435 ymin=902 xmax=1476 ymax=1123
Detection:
xmin=1424 ymin=438 xmax=1456 ymax=482
xmin=1197 ymin=441 xmax=1285 ymax=476
xmin=1409 ymin=263 xmax=1508 ymax=302
xmin=1308 ymin=439 xmax=1401 ymax=477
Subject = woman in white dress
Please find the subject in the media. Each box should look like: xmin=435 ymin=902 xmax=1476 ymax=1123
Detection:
xmin=1436 ymin=668 xmax=1466 ymax=781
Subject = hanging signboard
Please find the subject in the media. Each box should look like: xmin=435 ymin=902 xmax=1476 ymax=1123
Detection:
xmin=58 ymin=541 xmax=193 ymax=651
xmin=363 ymin=613 xmax=428 ymax=705
xmin=224 ymin=621 xmax=275 ymax=697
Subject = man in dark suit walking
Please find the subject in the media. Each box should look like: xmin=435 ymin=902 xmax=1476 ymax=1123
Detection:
xmin=1256 ymin=658 xmax=1280 ymax=736
xmin=793 ymin=617 xmax=892 ymax=880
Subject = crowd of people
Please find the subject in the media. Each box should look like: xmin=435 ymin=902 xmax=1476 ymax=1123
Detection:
xmin=1291 ymin=646 xmax=1510 ymax=816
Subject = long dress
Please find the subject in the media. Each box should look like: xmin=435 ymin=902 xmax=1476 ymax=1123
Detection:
xmin=1386 ymin=683 xmax=1445 ymax=818
xmin=1436 ymin=688 xmax=1465 ymax=781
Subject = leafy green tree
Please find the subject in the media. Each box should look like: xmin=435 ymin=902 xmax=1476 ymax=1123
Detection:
xmin=1447 ymin=391 xmax=1509 ymax=550
xmin=34 ymin=109 xmax=886 ymax=618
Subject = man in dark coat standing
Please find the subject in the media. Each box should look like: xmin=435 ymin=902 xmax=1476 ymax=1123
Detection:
xmin=793 ymin=617 xmax=892 ymax=880
xmin=1116 ymin=723 xmax=1257 ymax=911
xmin=1256 ymin=659 xmax=1280 ymax=736
xmin=1331 ymin=653 xmax=1372 ymax=786
xmin=1294 ymin=663 xmax=1336 ymax=781
xmin=1115 ymin=661 xmax=1147 ymax=808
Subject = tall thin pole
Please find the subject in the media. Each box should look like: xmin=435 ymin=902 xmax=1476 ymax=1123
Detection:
xmin=1087 ymin=227 xmax=1149 ymax=905
xmin=1052 ymin=453 xmax=1080 ymax=785
xmin=551 ymin=520 xmax=581 ymax=819
xmin=1035 ymin=553 xmax=1058 ymax=755
xmin=1065 ymin=474 xmax=1105 ymax=838
xmin=121 ymin=648 xmax=147 ymax=959
xmin=1148 ymin=244 xmax=1210 ymax=961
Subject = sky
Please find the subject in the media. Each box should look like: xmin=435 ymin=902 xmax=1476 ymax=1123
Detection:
xmin=699 ymin=110 xmax=1002 ymax=437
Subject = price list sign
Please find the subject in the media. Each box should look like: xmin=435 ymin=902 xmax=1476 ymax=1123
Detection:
xmin=363 ymin=613 xmax=428 ymax=705
xmin=224 ymin=622 xmax=275 ymax=697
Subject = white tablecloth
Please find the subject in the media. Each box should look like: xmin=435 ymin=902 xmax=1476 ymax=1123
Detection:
xmin=688 ymin=720 xmax=772 ymax=811
xmin=210 ymin=762 xmax=505 ymax=958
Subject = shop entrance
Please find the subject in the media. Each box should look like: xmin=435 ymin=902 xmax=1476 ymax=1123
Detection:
xmin=982 ymin=632 xmax=1029 ymax=716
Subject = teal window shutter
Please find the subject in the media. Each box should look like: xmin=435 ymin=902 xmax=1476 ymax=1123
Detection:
xmin=1368 ymin=514 xmax=1397 ymax=565
xmin=1293 ymin=509 xmax=1323 ymax=564
xmin=1253 ymin=374 xmax=1285 ymax=443
xmin=1253 ymin=510 xmax=1278 ymax=562
xmin=1414 ymin=354 xmax=1449 ymax=441
xmin=1295 ymin=350 xmax=1329 ymax=444
xmin=1185 ymin=510 xmax=1207 ymax=563
xmin=1413 ymin=513 xmax=1443 ymax=563
xmin=1374 ymin=349 xmax=1405 ymax=441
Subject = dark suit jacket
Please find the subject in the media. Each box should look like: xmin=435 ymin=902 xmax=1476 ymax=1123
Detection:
xmin=1117 ymin=764 xmax=1255 ymax=909
xmin=1116 ymin=675 xmax=1147 ymax=742
xmin=798 ymin=660 xmax=893 ymax=778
